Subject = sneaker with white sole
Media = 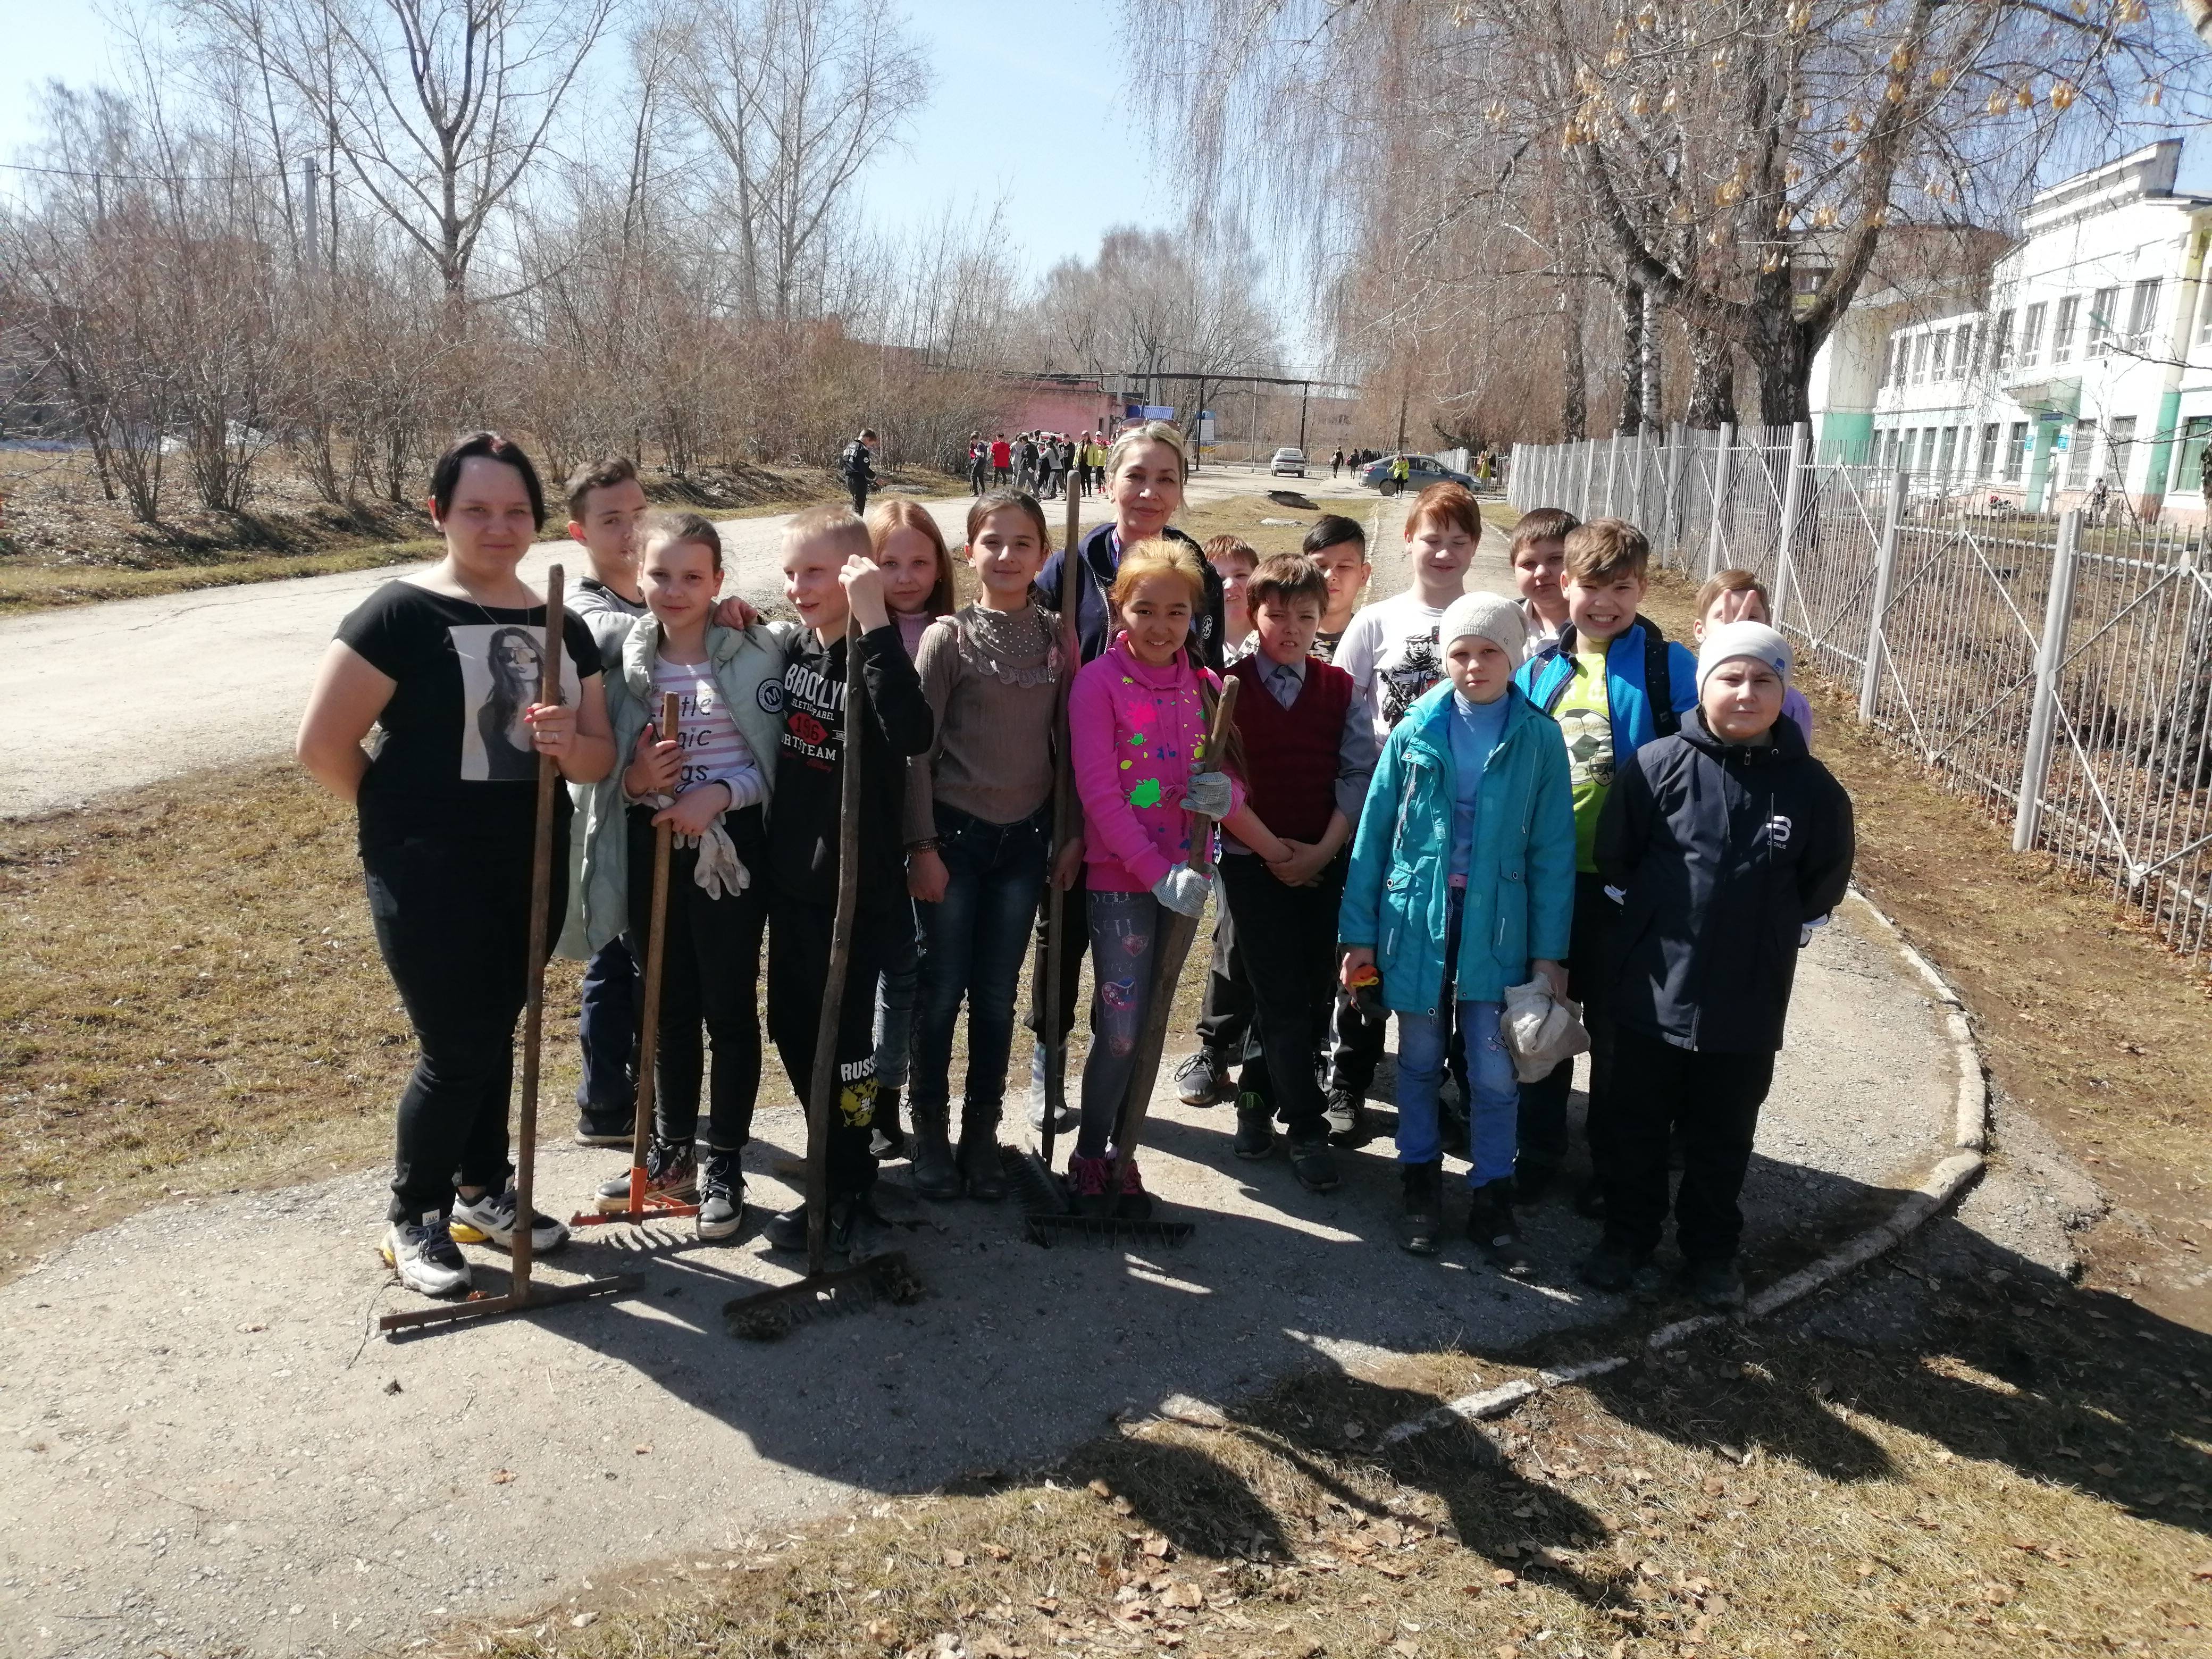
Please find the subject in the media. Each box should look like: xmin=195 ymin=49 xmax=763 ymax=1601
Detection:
xmin=381 ymin=1212 xmax=472 ymax=1297
xmin=450 ymin=1182 xmax=568 ymax=1254
xmin=697 ymin=1151 xmax=744 ymax=1242
xmin=592 ymin=1137 xmax=697 ymax=1213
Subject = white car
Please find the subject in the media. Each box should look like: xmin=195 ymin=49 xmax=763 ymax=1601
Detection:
xmin=1269 ymin=447 xmax=1308 ymax=477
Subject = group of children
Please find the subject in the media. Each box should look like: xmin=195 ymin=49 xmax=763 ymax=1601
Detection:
xmin=349 ymin=422 xmax=1852 ymax=1314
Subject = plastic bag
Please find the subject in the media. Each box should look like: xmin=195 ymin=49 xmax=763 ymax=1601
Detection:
xmin=1499 ymin=976 xmax=1591 ymax=1084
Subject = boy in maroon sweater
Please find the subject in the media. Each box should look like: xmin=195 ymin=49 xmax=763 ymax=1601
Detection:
xmin=1218 ymin=556 xmax=1380 ymax=1194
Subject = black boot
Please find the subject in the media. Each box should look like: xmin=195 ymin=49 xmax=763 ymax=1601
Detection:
xmin=1233 ymin=1094 xmax=1277 ymax=1160
xmin=1467 ymin=1178 xmax=1529 ymax=1273
xmin=909 ymin=1103 xmax=962 ymax=1201
xmin=870 ymin=1085 xmax=909 ymax=1162
xmin=958 ymin=1110 xmax=1007 ymax=1202
xmin=1398 ymin=1160 xmax=1444 ymax=1256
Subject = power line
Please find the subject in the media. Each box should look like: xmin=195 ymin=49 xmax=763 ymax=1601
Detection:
xmin=0 ymin=158 xmax=298 ymax=184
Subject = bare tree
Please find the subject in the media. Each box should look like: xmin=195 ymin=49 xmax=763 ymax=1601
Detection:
xmin=671 ymin=0 xmax=931 ymax=326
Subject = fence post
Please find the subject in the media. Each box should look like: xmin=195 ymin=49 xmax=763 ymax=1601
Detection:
xmin=1579 ymin=441 xmax=1595 ymax=520
xmin=1603 ymin=434 xmax=1621 ymax=516
xmin=2013 ymin=510 xmax=2083 ymax=853
xmin=1703 ymin=421 xmax=1736 ymax=579
xmin=1630 ymin=434 xmax=1649 ymax=534
xmin=1857 ymin=465 xmax=1909 ymax=724
xmin=1662 ymin=421 xmax=1686 ymax=556
xmin=1772 ymin=420 xmax=1811 ymax=631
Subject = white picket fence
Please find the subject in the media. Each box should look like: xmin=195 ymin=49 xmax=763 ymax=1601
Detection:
xmin=1510 ymin=424 xmax=2212 ymax=961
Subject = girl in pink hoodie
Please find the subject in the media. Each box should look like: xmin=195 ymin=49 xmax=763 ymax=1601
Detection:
xmin=1067 ymin=540 xmax=1292 ymax=1214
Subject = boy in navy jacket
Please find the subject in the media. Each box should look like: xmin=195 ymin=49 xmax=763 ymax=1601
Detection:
xmin=1585 ymin=621 xmax=1854 ymax=1308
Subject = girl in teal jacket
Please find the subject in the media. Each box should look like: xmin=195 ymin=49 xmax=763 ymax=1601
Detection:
xmin=1338 ymin=593 xmax=1576 ymax=1264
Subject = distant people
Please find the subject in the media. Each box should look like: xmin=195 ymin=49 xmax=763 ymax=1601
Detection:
xmin=1331 ymin=447 xmax=1345 ymax=478
xmin=990 ymin=432 xmax=1012 ymax=486
xmin=967 ymin=432 xmax=989 ymax=496
xmin=841 ymin=428 xmax=879 ymax=515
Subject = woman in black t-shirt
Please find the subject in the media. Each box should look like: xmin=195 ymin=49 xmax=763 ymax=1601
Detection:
xmin=298 ymin=432 xmax=616 ymax=1300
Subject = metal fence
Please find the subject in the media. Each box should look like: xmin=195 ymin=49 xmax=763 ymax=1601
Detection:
xmin=1508 ymin=425 xmax=2212 ymax=961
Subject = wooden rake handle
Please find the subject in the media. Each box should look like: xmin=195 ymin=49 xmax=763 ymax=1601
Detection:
xmin=627 ymin=691 xmax=681 ymax=1179
xmin=510 ymin=564 xmax=566 ymax=1294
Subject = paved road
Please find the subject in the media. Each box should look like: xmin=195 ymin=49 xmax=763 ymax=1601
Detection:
xmin=0 ymin=467 xmax=1365 ymax=820
xmin=0 ymin=893 xmax=1956 ymax=1659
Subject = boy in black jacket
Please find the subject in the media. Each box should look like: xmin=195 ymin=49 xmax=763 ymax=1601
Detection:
xmin=1585 ymin=620 xmax=1853 ymax=1309
xmin=763 ymin=504 xmax=933 ymax=1260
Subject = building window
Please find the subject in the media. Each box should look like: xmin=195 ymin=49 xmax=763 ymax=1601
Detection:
xmin=1881 ymin=337 xmax=1898 ymax=388
xmin=1993 ymin=308 xmax=2016 ymax=370
xmin=1911 ymin=334 xmax=1931 ymax=384
xmin=2126 ymin=278 xmax=2162 ymax=351
xmin=2051 ymin=295 xmax=2080 ymax=364
xmin=2005 ymin=421 xmax=2030 ymax=481
xmin=1967 ymin=320 xmax=1987 ymax=377
xmin=2089 ymin=286 xmax=2120 ymax=356
xmin=1893 ymin=337 xmax=1911 ymax=389
xmin=2107 ymin=416 xmax=2136 ymax=490
xmin=1938 ymin=426 xmax=1959 ymax=476
xmin=2064 ymin=420 xmax=2095 ymax=490
xmin=2018 ymin=301 xmax=2047 ymax=367
xmin=1978 ymin=422 xmax=2001 ymax=479
xmin=1931 ymin=329 xmax=1950 ymax=379
xmin=2173 ymin=415 xmax=2212 ymax=494
xmin=2198 ymin=281 xmax=2212 ymax=347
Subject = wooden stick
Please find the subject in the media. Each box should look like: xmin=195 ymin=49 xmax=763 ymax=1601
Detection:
xmin=507 ymin=564 xmax=566 ymax=1297
xmin=1103 ymin=675 xmax=1239 ymax=1202
xmin=802 ymin=618 xmax=867 ymax=1274
xmin=626 ymin=692 xmax=680 ymax=1199
xmin=1037 ymin=482 xmax=1085 ymax=1169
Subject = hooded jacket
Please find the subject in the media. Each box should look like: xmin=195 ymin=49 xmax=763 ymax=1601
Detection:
xmin=1338 ymin=681 xmax=1576 ymax=1012
xmin=1596 ymin=707 xmax=1855 ymax=1054
xmin=1514 ymin=617 xmax=1700 ymax=757
xmin=1037 ymin=521 xmax=1227 ymax=673
xmin=557 ymin=614 xmax=788 ymax=959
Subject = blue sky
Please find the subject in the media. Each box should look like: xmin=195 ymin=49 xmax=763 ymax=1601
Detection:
xmin=1 ymin=0 xmax=1176 ymax=282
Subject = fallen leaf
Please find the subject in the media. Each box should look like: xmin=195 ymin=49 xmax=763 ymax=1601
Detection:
xmin=1142 ymin=1534 xmax=1172 ymax=1559
xmin=1112 ymin=1496 xmax=1134 ymax=1516
xmin=943 ymin=1548 xmax=968 ymax=1569
xmin=862 ymin=1619 xmax=896 ymax=1643
xmin=490 ymin=1470 xmax=515 ymax=1485
xmin=1163 ymin=1582 xmax=1204 ymax=1608
xmin=569 ymin=1612 xmax=597 ymax=1629
xmin=2091 ymin=1462 xmax=2121 ymax=1478
xmin=982 ymin=1543 xmax=1011 ymax=1561
xmin=1031 ymin=1596 xmax=1060 ymax=1614
xmin=1088 ymin=1480 xmax=1115 ymax=1499
xmin=1493 ymin=1568 xmax=1518 ymax=1586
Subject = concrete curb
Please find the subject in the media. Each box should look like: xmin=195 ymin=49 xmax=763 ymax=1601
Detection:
xmin=1378 ymin=886 xmax=1993 ymax=1450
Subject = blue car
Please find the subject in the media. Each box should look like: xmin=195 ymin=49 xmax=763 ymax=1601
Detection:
xmin=1358 ymin=453 xmax=1475 ymax=496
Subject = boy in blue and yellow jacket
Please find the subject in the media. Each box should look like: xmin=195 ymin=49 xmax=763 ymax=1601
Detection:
xmin=1340 ymin=593 xmax=1574 ymax=1267
xmin=1511 ymin=518 xmax=1699 ymax=1216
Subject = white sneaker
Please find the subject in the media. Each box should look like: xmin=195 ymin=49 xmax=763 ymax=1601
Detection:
xmin=381 ymin=1213 xmax=473 ymax=1297
xmin=450 ymin=1183 xmax=568 ymax=1254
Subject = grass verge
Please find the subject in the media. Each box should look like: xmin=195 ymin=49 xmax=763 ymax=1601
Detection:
xmin=445 ymin=1258 xmax=2212 ymax=1658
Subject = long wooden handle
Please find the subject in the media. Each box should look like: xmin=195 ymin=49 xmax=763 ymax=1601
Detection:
xmin=1036 ymin=487 xmax=1086 ymax=1167
xmin=510 ymin=563 xmax=565 ymax=1294
xmin=1186 ymin=676 xmax=1239 ymax=878
xmin=801 ymin=619 xmax=866 ymax=1273
xmin=629 ymin=691 xmax=680 ymax=1178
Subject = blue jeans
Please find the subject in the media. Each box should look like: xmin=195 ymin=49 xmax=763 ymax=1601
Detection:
xmin=1077 ymin=889 xmax=1164 ymax=1159
xmin=575 ymin=935 xmax=638 ymax=1118
xmin=1394 ymin=890 xmax=1518 ymax=1185
xmin=910 ymin=804 xmax=1051 ymax=1130
xmin=871 ymin=899 xmax=925 ymax=1092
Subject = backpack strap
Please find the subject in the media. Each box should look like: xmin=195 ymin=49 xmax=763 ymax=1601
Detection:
xmin=1638 ymin=613 xmax=1680 ymax=740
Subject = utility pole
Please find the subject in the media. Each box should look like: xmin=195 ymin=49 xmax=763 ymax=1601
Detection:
xmin=302 ymin=157 xmax=321 ymax=272
xmin=1396 ymin=381 xmax=1409 ymax=454
xmin=1298 ymin=381 xmax=1310 ymax=455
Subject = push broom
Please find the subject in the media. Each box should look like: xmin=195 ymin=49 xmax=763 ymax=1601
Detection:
xmin=568 ymin=691 xmax=699 ymax=1233
xmin=382 ymin=565 xmax=640 ymax=1334
xmin=726 ymin=619 xmax=921 ymax=1339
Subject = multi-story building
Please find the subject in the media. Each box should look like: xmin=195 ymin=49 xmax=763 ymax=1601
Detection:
xmin=1808 ymin=141 xmax=2212 ymax=523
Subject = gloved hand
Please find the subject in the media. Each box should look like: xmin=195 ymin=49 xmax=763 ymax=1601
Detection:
xmin=1151 ymin=865 xmax=1209 ymax=918
xmin=1182 ymin=770 xmax=1233 ymax=820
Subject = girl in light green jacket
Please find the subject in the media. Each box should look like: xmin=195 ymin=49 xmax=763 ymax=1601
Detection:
xmin=562 ymin=512 xmax=789 ymax=1241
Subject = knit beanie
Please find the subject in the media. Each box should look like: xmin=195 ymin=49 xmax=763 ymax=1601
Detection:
xmin=1696 ymin=619 xmax=1793 ymax=694
xmin=1438 ymin=591 xmax=1528 ymax=669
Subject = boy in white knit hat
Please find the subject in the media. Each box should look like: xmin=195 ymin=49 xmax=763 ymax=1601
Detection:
xmin=1583 ymin=618 xmax=1855 ymax=1308
xmin=1338 ymin=591 xmax=1576 ymax=1266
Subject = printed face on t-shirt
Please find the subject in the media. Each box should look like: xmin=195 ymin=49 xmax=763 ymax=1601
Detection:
xmin=1378 ymin=627 xmax=1443 ymax=730
xmin=450 ymin=623 xmax=582 ymax=782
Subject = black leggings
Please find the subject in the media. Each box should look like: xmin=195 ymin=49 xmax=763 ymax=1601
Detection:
xmin=363 ymin=825 xmax=567 ymax=1224
xmin=625 ymin=805 xmax=769 ymax=1151
xmin=766 ymin=899 xmax=891 ymax=1202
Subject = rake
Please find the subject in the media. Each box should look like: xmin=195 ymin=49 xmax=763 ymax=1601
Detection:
xmin=726 ymin=617 xmax=921 ymax=1339
xmin=382 ymin=565 xmax=639 ymax=1334
xmin=569 ymin=691 xmax=700 ymax=1233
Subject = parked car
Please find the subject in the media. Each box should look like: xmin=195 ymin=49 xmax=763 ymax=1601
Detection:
xmin=1358 ymin=453 xmax=1474 ymax=496
xmin=1269 ymin=447 xmax=1308 ymax=477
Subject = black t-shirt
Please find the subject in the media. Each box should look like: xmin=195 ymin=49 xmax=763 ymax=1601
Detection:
xmin=336 ymin=580 xmax=602 ymax=847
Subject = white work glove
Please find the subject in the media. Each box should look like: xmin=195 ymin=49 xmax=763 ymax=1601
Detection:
xmin=1182 ymin=770 xmax=1233 ymax=820
xmin=1151 ymin=866 xmax=1209 ymax=918
xmin=685 ymin=818 xmax=751 ymax=901
xmin=1799 ymin=911 xmax=1831 ymax=949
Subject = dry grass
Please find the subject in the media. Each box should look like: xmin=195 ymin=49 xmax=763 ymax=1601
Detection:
xmin=0 ymin=457 xmax=962 ymax=614
xmin=443 ymin=1267 xmax=2212 ymax=1659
